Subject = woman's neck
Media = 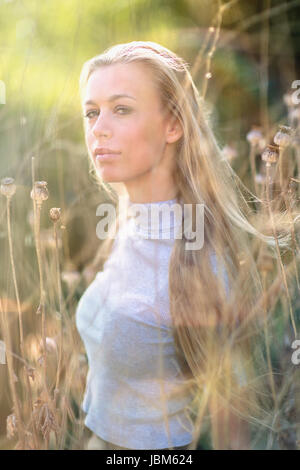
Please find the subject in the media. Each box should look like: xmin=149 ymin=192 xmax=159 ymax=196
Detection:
xmin=123 ymin=169 xmax=178 ymax=203
xmin=124 ymin=185 xmax=179 ymax=204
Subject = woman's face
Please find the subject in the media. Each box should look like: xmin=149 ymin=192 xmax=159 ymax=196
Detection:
xmin=82 ymin=62 xmax=182 ymax=186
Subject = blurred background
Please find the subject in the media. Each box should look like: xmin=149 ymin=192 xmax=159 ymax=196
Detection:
xmin=0 ymin=0 xmax=300 ymax=450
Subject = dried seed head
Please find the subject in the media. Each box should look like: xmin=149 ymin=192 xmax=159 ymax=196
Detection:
xmin=288 ymin=179 xmax=298 ymax=193
xmin=1 ymin=177 xmax=16 ymax=198
xmin=32 ymin=396 xmax=59 ymax=440
xmin=278 ymin=125 xmax=292 ymax=135
xmin=261 ymin=144 xmax=279 ymax=165
xmin=49 ymin=207 xmax=61 ymax=222
xmin=30 ymin=181 xmax=49 ymax=204
xmin=274 ymin=125 xmax=292 ymax=147
xmin=6 ymin=413 xmax=17 ymax=439
xmin=287 ymin=179 xmax=299 ymax=206
xmin=246 ymin=126 xmax=263 ymax=147
xmin=222 ymin=144 xmax=237 ymax=162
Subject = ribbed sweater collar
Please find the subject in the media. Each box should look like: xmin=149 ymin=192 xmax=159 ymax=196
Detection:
xmin=122 ymin=196 xmax=183 ymax=237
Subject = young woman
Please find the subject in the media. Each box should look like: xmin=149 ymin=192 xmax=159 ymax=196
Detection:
xmin=75 ymin=41 xmax=285 ymax=450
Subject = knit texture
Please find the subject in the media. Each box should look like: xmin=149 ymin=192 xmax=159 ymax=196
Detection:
xmin=76 ymin=196 xmax=230 ymax=449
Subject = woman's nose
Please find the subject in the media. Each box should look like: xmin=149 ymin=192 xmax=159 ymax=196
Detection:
xmin=91 ymin=113 xmax=112 ymax=138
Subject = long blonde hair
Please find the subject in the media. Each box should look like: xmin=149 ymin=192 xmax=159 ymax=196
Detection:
xmin=79 ymin=41 xmax=292 ymax=449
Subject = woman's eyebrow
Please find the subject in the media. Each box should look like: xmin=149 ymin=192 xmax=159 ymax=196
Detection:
xmin=84 ymin=94 xmax=137 ymax=106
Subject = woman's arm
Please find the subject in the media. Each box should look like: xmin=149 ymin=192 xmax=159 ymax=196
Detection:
xmin=208 ymin=393 xmax=251 ymax=450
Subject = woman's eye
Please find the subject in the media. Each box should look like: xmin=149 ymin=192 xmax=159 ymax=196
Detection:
xmin=115 ymin=106 xmax=131 ymax=114
xmin=83 ymin=106 xmax=131 ymax=120
xmin=84 ymin=110 xmax=98 ymax=119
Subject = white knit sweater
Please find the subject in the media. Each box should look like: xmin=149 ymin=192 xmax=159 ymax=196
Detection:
xmin=76 ymin=197 xmax=229 ymax=449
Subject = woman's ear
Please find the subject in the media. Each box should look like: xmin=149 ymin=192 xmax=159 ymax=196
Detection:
xmin=166 ymin=116 xmax=183 ymax=144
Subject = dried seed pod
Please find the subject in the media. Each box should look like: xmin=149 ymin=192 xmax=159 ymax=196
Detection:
xmin=222 ymin=144 xmax=237 ymax=162
xmin=0 ymin=177 xmax=16 ymax=198
xmin=30 ymin=181 xmax=49 ymax=204
xmin=274 ymin=125 xmax=292 ymax=147
xmin=247 ymin=126 xmax=263 ymax=147
xmin=279 ymin=125 xmax=292 ymax=134
xmin=288 ymin=179 xmax=298 ymax=193
xmin=6 ymin=414 xmax=17 ymax=439
xmin=49 ymin=207 xmax=61 ymax=222
xmin=261 ymin=144 xmax=279 ymax=165
xmin=287 ymin=178 xmax=299 ymax=206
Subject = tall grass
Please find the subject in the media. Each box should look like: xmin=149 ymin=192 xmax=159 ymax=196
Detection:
xmin=0 ymin=2 xmax=300 ymax=450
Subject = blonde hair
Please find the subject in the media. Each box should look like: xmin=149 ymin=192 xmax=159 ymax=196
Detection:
xmin=79 ymin=41 xmax=291 ymax=449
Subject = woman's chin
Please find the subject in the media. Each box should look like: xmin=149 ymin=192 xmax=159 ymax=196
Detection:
xmin=96 ymin=169 xmax=122 ymax=183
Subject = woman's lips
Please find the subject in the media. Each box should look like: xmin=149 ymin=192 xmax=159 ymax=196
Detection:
xmin=95 ymin=153 xmax=120 ymax=163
